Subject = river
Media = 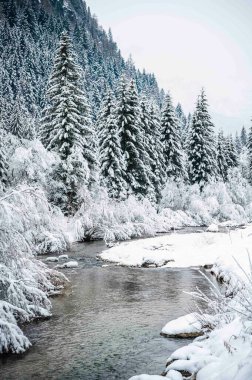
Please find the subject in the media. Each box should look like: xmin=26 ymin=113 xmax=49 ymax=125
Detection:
xmin=0 ymin=239 xmax=212 ymax=380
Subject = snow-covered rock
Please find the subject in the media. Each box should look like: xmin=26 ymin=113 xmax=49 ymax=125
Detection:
xmin=45 ymin=256 xmax=59 ymax=262
xmin=59 ymin=254 xmax=69 ymax=260
xmin=55 ymin=260 xmax=78 ymax=269
xmin=161 ymin=313 xmax=204 ymax=338
xmin=206 ymin=223 xmax=219 ymax=232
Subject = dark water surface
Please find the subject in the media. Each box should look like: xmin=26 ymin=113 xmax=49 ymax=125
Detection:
xmin=0 ymin=240 xmax=211 ymax=380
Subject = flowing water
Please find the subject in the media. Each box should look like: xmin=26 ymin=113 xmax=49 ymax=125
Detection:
xmin=0 ymin=238 xmax=212 ymax=380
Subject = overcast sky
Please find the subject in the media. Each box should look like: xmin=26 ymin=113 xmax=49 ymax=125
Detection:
xmin=89 ymin=0 xmax=252 ymax=133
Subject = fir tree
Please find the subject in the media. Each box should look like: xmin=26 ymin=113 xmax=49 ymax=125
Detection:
xmin=9 ymin=98 xmax=35 ymax=140
xmin=49 ymin=148 xmax=89 ymax=216
xmin=225 ymin=135 xmax=238 ymax=168
xmin=116 ymin=77 xmax=150 ymax=197
xmin=40 ymin=32 xmax=96 ymax=175
xmin=99 ymin=113 xmax=127 ymax=199
xmin=216 ymin=131 xmax=228 ymax=181
xmin=97 ymin=88 xmax=114 ymax=139
xmin=161 ymin=94 xmax=184 ymax=179
xmin=247 ymin=121 xmax=252 ymax=184
xmin=241 ymin=126 xmax=248 ymax=147
xmin=0 ymin=131 xmax=8 ymax=189
xmin=235 ymin=132 xmax=242 ymax=154
xmin=187 ymin=89 xmax=217 ymax=188
xmin=149 ymin=103 xmax=166 ymax=201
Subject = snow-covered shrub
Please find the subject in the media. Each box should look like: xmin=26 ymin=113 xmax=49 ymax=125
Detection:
xmin=71 ymin=188 xmax=159 ymax=241
xmin=160 ymin=177 xmax=252 ymax=226
xmin=0 ymin=186 xmax=68 ymax=353
xmin=8 ymin=139 xmax=59 ymax=188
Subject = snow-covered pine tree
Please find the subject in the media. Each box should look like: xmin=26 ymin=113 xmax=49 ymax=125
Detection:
xmin=0 ymin=130 xmax=8 ymax=189
xmin=225 ymin=135 xmax=238 ymax=168
xmin=187 ymin=89 xmax=217 ymax=188
xmin=40 ymin=31 xmax=96 ymax=176
xmin=99 ymin=113 xmax=127 ymax=199
xmin=139 ymin=98 xmax=160 ymax=202
xmin=241 ymin=126 xmax=248 ymax=147
xmin=97 ymin=88 xmax=114 ymax=146
xmin=161 ymin=94 xmax=184 ymax=179
xmin=9 ymin=97 xmax=34 ymax=140
xmin=116 ymin=77 xmax=150 ymax=198
xmin=235 ymin=132 xmax=242 ymax=154
xmin=149 ymin=103 xmax=166 ymax=201
xmin=175 ymin=103 xmax=187 ymax=134
xmin=247 ymin=122 xmax=252 ymax=184
xmin=217 ymin=130 xmax=228 ymax=181
xmin=49 ymin=148 xmax=89 ymax=216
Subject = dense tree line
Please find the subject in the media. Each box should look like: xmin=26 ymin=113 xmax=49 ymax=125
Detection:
xmin=0 ymin=1 xmax=251 ymax=216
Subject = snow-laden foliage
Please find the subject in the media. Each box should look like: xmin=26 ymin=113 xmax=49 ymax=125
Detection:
xmin=9 ymin=139 xmax=59 ymax=188
xmin=187 ymin=89 xmax=217 ymax=188
xmin=71 ymin=188 xmax=158 ymax=242
xmin=160 ymin=172 xmax=252 ymax=226
xmin=0 ymin=186 xmax=68 ymax=353
xmin=161 ymin=93 xmax=184 ymax=179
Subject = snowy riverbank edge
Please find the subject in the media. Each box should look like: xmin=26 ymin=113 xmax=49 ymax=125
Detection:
xmin=123 ymin=226 xmax=252 ymax=380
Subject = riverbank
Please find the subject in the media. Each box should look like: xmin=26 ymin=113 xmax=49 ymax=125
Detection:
xmin=100 ymin=225 xmax=251 ymax=277
xmin=125 ymin=226 xmax=252 ymax=380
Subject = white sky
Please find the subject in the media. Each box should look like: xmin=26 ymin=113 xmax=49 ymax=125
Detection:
xmin=88 ymin=0 xmax=252 ymax=133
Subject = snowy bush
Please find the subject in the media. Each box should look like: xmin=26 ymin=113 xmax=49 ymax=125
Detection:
xmin=0 ymin=186 xmax=68 ymax=353
xmin=160 ymin=177 xmax=252 ymax=226
xmin=72 ymin=189 xmax=158 ymax=241
xmin=8 ymin=139 xmax=59 ymax=188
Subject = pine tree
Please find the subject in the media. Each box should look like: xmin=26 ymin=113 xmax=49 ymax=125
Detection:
xmin=99 ymin=113 xmax=127 ymax=199
xmin=139 ymin=98 xmax=159 ymax=201
xmin=241 ymin=126 xmax=248 ymax=147
xmin=0 ymin=130 xmax=8 ymax=189
xmin=40 ymin=32 xmax=96 ymax=175
xmin=217 ymin=131 xmax=228 ymax=181
xmin=247 ymin=121 xmax=252 ymax=184
xmin=116 ymin=77 xmax=150 ymax=197
xmin=97 ymin=88 xmax=114 ymax=140
xmin=225 ymin=135 xmax=238 ymax=168
xmin=161 ymin=94 xmax=184 ymax=179
xmin=49 ymin=148 xmax=89 ymax=216
xmin=9 ymin=98 xmax=35 ymax=140
xmin=175 ymin=103 xmax=187 ymax=131
xmin=187 ymin=89 xmax=217 ymax=188
xmin=235 ymin=132 xmax=242 ymax=154
xmin=149 ymin=103 xmax=166 ymax=201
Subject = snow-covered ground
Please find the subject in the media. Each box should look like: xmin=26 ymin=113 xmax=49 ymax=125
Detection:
xmin=100 ymin=225 xmax=251 ymax=277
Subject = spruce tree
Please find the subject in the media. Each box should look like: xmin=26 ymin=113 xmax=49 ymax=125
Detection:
xmin=97 ymin=89 xmax=114 ymax=143
xmin=247 ymin=122 xmax=252 ymax=184
xmin=40 ymin=32 xmax=96 ymax=175
xmin=225 ymin=135 xmax=238 ymax=168
xmin=149 ymin=103 xmax=166 ymax=201
xmin=241 ymin=126 xmax=248 ymax=147
xmin=187 ymin=89 xmax=217 ymax=188
xmin=161 ymin=94 xmax=184 ymax=179
xmin=99 ymin=113 xmax=127 ymax=199
xmin=116 ymin=77 xmax=150 ymax=198
xmin=235 ymin=132 xmax=242 ymax=154
xmin=0 ymin=130 xmax=8 ymax=189
xmin=217 ymin=131 xmax=228 ymax=181
xmin=49 ymin=148 xmax=89 ymax=216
